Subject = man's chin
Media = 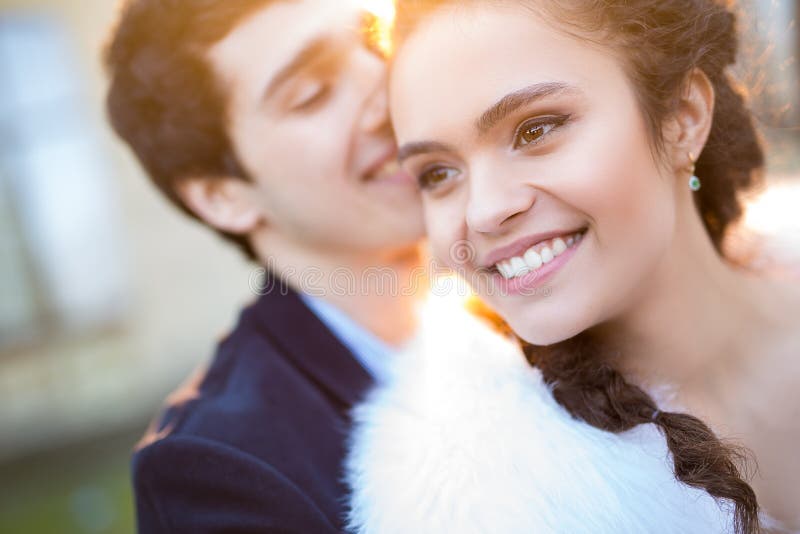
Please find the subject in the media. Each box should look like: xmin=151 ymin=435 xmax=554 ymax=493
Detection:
xmin=386 ymin=242 xmax=424 ymax=265
xmin=358 ymin=236 xmax=423 ymax=265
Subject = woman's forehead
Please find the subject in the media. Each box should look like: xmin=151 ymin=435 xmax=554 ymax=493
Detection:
xmin=388 ymin=5 xmax=624 ymax=141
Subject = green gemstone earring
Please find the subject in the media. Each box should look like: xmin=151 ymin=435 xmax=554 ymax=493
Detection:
xmin=687 ymin=152 xmax=701 ymax=192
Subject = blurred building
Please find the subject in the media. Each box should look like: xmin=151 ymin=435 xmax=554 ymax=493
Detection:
xmin=0 ymin=0 xmax=256 ymax=464
xmin=0 ymin=2 xmax=256 ymax=532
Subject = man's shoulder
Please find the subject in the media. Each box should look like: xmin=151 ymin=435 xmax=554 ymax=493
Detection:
xmin=135 ymin=305 xmax=345 ymax=470
xmin=130 ymin=288 xmax=377 ymax=531
xmin=131 ymin=423 xmax=339 ymax=533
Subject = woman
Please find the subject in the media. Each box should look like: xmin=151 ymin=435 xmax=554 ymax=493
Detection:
xmin=345 ymin=1 xmax=800 ymax=533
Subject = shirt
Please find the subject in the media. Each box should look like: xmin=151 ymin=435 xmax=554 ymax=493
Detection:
xmin=300 ymin=293 xmax=395 ymax=384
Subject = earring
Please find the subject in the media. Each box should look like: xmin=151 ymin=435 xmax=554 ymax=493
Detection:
xmin=687 ymin=152 xmax=701 ymax=192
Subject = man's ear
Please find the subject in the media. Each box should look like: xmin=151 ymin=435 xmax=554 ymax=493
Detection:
xmin=662 ymin=68 xmax=715 ymax=171
xmin=176 ymin=177 xmax=264 ymax=235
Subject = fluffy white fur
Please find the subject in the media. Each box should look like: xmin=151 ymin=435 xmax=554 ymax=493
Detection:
xmin=344 ymin=297 xmax=735 ymax=534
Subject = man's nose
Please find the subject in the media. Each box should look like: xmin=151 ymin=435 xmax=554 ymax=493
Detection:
xmin=465 ymin=168 xmax=537 ymax=234
xmin=359 ymin=72 xmax=390 ymax=134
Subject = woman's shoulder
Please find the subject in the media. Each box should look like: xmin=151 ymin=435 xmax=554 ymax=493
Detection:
xmin=344 ymin=297 xmax=733 ymax=534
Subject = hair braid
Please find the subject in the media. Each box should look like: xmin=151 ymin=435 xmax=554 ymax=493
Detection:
xmin=524 ymin=333 xmax=760 ymax=534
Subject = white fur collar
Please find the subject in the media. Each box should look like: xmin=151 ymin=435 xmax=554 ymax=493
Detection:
xmin=344 ymin=297 xmax=734 ymax=533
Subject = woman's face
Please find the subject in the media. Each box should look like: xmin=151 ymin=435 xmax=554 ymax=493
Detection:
xmin=391 ymin=4 xmax=680 ymax=345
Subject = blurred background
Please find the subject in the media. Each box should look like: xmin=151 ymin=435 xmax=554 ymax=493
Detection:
xmin=0 ymin=0 xmax=797 ymax=533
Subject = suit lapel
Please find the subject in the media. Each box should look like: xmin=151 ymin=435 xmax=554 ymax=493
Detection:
xmin=249 ymin=271 xmax=376 ymax=409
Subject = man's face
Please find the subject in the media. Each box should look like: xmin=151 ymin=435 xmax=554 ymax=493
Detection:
xmin=207 ymin=0 xmax=424 ymax=258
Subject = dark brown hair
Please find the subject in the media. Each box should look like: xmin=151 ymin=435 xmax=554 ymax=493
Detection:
xmin=400 ymin=1 xmax=765 ymax=532
xmin=104 ymin=0 xmax=273 ymax=260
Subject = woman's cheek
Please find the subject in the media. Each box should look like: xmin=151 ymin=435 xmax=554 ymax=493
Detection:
xmin=423 ymin=201 xmax=463 ymax=270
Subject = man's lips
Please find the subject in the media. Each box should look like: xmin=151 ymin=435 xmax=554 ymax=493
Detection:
xmin=479 ymin=226 xmax=589 ymax=268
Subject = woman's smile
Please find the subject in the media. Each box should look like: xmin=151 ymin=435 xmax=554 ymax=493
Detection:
xmin=482 ymin=227 xmax=588 ymax=295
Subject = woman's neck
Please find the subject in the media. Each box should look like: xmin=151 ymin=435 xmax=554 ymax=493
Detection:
xmin=591 ymin=208 xmax=784 ymax=403
xmin=595 ymin=207 xmax=800 ymax=530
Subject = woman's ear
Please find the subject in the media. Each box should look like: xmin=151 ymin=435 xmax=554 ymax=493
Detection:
xmin=663 ymin=68 xmax=715 ymax=172
xmin=176 ymin=177 xmax=265 ymax=235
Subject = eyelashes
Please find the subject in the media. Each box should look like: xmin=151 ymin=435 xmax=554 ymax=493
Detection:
xmin=415 ymin=113 xmax=572 ymax=192
xmin=416 ymin=166 xmax=459 ymax=190
xmin=513 ymin=114 xmax=570 ymax=149
xmin=288 ymin=81 xmax=332 ymax=112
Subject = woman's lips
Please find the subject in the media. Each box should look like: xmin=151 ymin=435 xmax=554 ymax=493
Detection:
xmin=481 ymin=227 xmax=587 ymax=268
xmin=493 ymin=228 xmax=587 ymax=278
xmin=486 ymin=229 xmax=587 ymax=296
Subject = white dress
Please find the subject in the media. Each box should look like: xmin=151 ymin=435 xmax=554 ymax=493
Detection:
xmin=343 ymin=297 xmax=735 ymax=534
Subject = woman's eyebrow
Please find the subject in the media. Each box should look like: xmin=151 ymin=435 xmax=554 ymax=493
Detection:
xmin=397 ymin=83 xmax=583 ymax=162
xmin=475 ymin=82 xmax=583 ymax=134
xmin=397 ymin=140 xmax=457 ymax=164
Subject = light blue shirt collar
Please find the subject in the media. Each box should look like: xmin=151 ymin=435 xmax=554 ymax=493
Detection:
xmin=299 ymin=294 xmax=395 ymax=384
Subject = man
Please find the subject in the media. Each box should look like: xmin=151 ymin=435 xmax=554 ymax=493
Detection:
xmin=104 ymin=0 xmax=424 ymax=531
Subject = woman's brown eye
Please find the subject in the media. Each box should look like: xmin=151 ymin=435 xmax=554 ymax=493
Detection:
xmin=513 ymin=116 xmax=569 ymax=149
xmin=521 ymin=125 xmax=545 ymax=144
xmin=516 ymin=123 xmax=553 ymax=148
xmin=418 ymin=167 xmax=458 ymax=190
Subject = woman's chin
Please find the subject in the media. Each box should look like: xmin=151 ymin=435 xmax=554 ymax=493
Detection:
xmin=510 ymin=318 xmax=588 ymax=348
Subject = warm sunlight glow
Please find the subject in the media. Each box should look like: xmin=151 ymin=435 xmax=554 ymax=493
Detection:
xmin=360 ymin=0 xmax=396 ymax=56
xmin=361 ymin=0 xmax=397 ymax=21
xmin=743 ymin=179 xmax=800 ymax=235
xmin=430 ymin=271 xmax=474 ymax=307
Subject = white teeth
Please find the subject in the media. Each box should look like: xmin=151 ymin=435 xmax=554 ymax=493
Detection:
xmin=498 ymin=261 xmax=513 ymax=279
xmin=523 ymin=248 xmax=542 ymax=269
xmin=504 ymin=261 xmax=515 ymax=277
xmin=496 ymin=262 xmax=507 ymax=278
xmin=552 ymin=237 xmax=567 ymax=256
xmin=510 ymin=257 xmax=529 ymax=277
xmin=493 ymin=230 xmax=585 ymax=280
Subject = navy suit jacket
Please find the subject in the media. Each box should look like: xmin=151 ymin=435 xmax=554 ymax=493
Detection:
xmin=132 ymin=278 xmax=375 ymax=533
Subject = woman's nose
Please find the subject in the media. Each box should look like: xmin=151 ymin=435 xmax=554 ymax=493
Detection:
xmin=465 ymin=170 xmax=537 ymax=234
